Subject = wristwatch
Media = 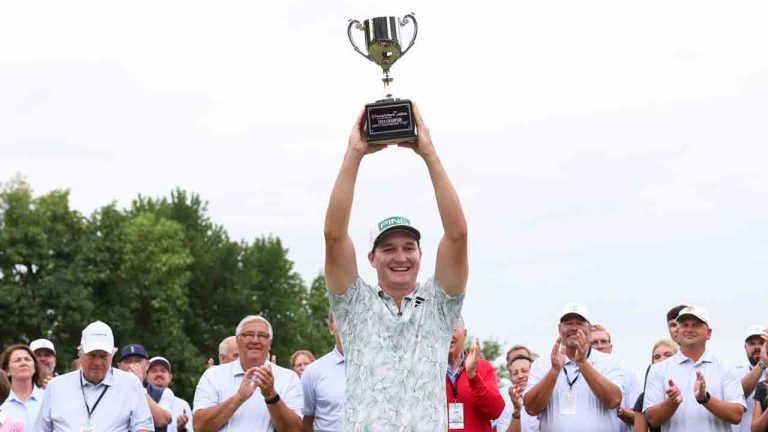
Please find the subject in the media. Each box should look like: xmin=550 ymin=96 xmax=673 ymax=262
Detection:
xmin=512 ymin=412 xmax=521 ymax=420
xmin=265 ymin=393 xmax=281 ymax=405
xmin=696 ymin=391 xmax=711 ymax=405
xmin=758 ymin=361 xmax=768 ymax=371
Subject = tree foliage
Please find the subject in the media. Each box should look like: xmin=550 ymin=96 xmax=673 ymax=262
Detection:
xmin=0 ymin=178 xmax=333 ymax=400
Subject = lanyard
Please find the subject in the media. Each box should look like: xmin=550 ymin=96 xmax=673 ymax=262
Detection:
xmin=563 ymin=348 xmax=592 ymax=390
xmin=447 ymin=353 xmax=466 ymax=401
xmin=80 ymin=371 xmax=110 ymax=419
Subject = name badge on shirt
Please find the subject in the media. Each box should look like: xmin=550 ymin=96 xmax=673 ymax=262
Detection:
xmin=448 ymin=402 xmax=465 ymax=429
xmin=560 ymin=391 xmax=577 ymax=415
xmin=80 ymin=420 xmax=96 ymax=432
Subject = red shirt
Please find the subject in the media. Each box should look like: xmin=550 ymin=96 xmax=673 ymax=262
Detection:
xmin=445 ymin=356 xmax=505 ymax=431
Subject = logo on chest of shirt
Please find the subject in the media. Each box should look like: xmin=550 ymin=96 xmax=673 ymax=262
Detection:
xmin=414 ymin=296 xmax=426 ymax=307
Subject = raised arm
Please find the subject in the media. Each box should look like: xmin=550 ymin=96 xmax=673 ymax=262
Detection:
xmin=324 ymin=110 xmax=385 ymax=295
xmin=399 ymin=105 xmax=468 ymax=296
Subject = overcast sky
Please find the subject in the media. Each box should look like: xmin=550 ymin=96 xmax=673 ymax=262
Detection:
xmin=2 ymin=1 xmax=767 ymax=377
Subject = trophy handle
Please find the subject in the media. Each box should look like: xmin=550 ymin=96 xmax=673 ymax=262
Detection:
xmin=347 ymin=19 xmax=371 ymax=61
xmin=399 ymin=13 xmax=418 ymax=57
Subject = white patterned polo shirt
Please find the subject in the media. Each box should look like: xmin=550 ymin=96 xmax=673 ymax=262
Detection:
xmin=329 ymin=277 xmax=464 ymax=432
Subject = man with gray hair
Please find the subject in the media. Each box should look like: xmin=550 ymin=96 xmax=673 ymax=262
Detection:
xmin=524 ymin=303 xmax=623 ymax=432
xmin=34 ymin=320 xmax=153 ymax=432
xmin=218 ymin=336 xmax=239 ymax=365
xmin=193 ymin=315 xmax=302 ymax=432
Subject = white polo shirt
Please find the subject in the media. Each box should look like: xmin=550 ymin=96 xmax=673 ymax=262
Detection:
xmin=301 ymin=347 xmax=345 ymax=432
xmin=34 ymin=368 xmax=153 ymax=432
xmin=611 ymin=367 xmax=641 ymax=432
xmin=643 ymin=350 xmax=746 ymax=432
xmin=193 ymin=359 xmax=302 ymax=432
xmin=524 ymin=349 xmax=623 ymax=432
xmin=494 ymin=384 xmax=540 ymax=432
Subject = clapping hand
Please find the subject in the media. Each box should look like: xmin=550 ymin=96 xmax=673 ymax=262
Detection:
xmin=465 ymin=338 xmax=481 ymax=379
xmin=666 ymin=379 xmax=683 ymax=405
xmin=694 ymin=371 xmax=707 ymax=402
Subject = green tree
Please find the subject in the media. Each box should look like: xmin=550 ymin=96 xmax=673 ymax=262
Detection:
xmin=0 ymin=176 xmax=92 ymax=359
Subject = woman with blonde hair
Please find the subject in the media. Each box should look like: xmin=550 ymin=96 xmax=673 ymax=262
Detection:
xmin=0 ymin=345 xmax=45 ymax=431
xmin=633 ymin=339 xmax=679 ymax=432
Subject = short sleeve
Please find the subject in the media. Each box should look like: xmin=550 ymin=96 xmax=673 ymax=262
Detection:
xmin=328 ymin=277 xmax=364 ymax=335
xmin=722 ymin=364 xmax=747 ymax=408
xmin=642 ymin=363 xmax=665 ymax=413
xmin=301 ymin=366 xmax=317 ymax=416
xmin=602 ymin=357 xmax=624 ymax=390
xmin=429 ymin=278 xmax=465 ymax=332
xmin=129 ymin=379 xmax=155 ymax=432
xmin=193 ymin=369 xmax=221 ymax=413
xmin=281 ymin=370 xmax=304 ymax=418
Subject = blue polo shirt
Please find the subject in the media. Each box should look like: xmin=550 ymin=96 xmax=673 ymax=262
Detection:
xmin=0 ymin=385 xmax=45 ymax=431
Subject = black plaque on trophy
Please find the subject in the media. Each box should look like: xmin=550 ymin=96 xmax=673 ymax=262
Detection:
xmin=348 ymin=14 xmax=419 ymax=144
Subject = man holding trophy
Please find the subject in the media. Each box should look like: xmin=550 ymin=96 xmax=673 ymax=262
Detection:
xmin=324 ymin=14 xmax=469 ymax=432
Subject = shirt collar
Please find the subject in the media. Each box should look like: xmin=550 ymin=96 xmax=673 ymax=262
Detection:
xmin=376 ymin=284 xmax=420 ymax=301
xmin=332 ymin=347 xmax=345 ymax=364
xmin=231 ymin=358 xmax=271 ymax=377
xmin=80 ymin=368 xmax=115 ymax=388
xmin=675 ymin=349 xmax=713 ymax=365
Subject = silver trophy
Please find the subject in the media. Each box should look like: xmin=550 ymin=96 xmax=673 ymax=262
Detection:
xmin=348 ymin=14 xmax=418 ymax=144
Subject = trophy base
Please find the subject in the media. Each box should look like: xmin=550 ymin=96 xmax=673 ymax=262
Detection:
xmin=365 ymin=99 xmax=417 ymax=144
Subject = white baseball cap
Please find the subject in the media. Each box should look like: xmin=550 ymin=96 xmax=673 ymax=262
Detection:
xmin=30 ymin=338 xmax=56 ymax=355
xmin=745 ymin=325 xmax=766 ymax=341
xmin=80 ymin=321 xmax=116 ymax=354
xmin=559 ymin=303 xmax=592 ymax=324
xmin=148 ymin=356 xmax=172 ymax=373
xmin=676 ymin=305 xmax=711 ymax=326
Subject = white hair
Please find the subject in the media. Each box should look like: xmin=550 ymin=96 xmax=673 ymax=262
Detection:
xmin=235 ymin=315 xmax=273 ymax=339
xmin=218 ymin=337 xmax=231 ymax=356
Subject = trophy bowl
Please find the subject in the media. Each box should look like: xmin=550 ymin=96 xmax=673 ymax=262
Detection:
xmin=348 ymin=14 xmax=419 ymax=144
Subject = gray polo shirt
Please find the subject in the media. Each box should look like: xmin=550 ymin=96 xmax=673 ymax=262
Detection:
xmin=643 ymin=350 xmax=746 ymax=432
xmin=34 ymin=368 xmax=153 ymax=432
xmin=329 ymin=277 xmax=464 ymax=432
xmin=524 ymin=348 xmax=623 ymax=432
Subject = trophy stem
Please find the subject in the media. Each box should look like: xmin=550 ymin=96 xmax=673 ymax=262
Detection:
xmin=381 ymin=71 xmax=394 ymax=100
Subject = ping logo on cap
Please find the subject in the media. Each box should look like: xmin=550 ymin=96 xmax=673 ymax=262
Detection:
xmin=378 ymin=216 xmax=411 ymax=232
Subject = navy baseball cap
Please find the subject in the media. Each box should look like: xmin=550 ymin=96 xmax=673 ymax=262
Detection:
xmin=119 ymin=344 xmax=149 ymax=361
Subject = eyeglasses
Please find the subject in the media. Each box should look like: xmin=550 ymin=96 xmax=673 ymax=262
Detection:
xmin=590 ymin=339 xmax=611 ymax=347
xmin=237 ymin=331 xmax=271 ymax=341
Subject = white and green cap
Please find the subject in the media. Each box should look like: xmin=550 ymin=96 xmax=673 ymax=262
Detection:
xmin=369 ymin=216 xmax=421 ymax=252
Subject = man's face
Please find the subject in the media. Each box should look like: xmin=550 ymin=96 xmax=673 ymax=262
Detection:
xmin=147 ymin=364 xmax=172 ymax=388
xmin=590 ymin=330 xmax=612 ymax=354
xmin=80 ymin=351 xmax=112 ymax=384
xmin=119 ymin=355 xmax=148 ymax=373
xmin=237 ymin=320 xmax=272 ymax=366
xmin=368 ymin=231 xmax=421 ymax=291
xmin=34 ymin=349 xmax=56 ymax=374
xmin=667 ymin=319 xmax=680 ymax=343
xmin=745 ymin=335 xmax=765 ymax=366
xmin=219 ymin=337 xmax=239 ymax=364
xmin=677 ymin=317 xmax=711 ymax=348
xmin=449 ymin=324 xmax=468 ymax=358
xmin=558 ymin=314 xmax=590 ymax=349
xmin=509 ymin=358 xmax=531 ymax=388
